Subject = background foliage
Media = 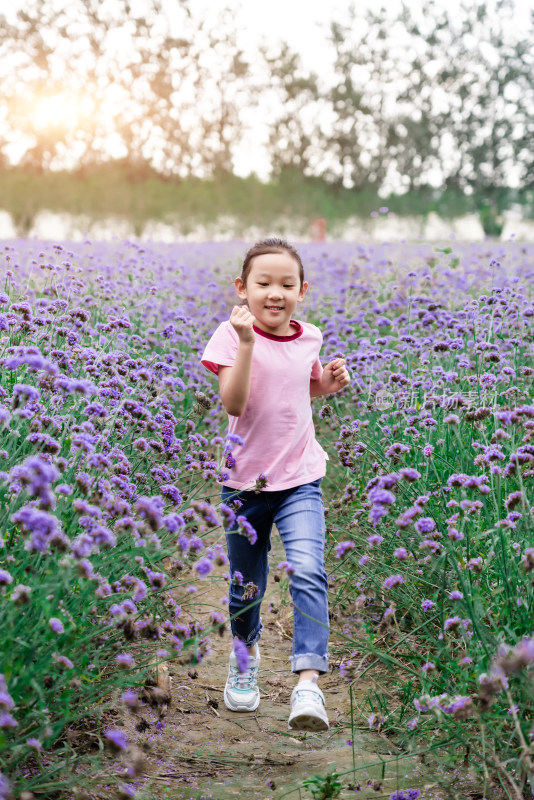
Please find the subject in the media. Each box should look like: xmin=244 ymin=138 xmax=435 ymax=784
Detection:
xmin=0 ymin=0 xmax=533 ymax=234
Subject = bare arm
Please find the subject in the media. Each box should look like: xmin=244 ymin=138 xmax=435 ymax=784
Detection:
xmin=218 ymin=306 xmax=256 ymax=417
xmin=310 ymin=358 xmax=350 ymax=398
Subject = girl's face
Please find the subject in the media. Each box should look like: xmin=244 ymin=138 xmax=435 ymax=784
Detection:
xmin=235 ymin=251 xmax=308 ymax=337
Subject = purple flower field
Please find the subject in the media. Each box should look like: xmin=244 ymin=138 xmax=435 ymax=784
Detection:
xmin=1 ymin=237 xmax=534 ymax=799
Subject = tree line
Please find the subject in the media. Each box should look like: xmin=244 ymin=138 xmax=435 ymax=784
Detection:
xmin=0 ymin=0 xmax=532 ymax=224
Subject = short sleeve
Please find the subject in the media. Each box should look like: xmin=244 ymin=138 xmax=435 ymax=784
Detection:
xmin=310 ymin=324 xmax=323 ymax=380
xmin=311 ymin=356 xmax=323 ymax=381
xmin=201 ymin=322 xmax=239 ymax=376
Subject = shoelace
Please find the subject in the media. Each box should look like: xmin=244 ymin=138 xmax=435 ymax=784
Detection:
xmin=228 ymin=665 xmax=258 ymax=691
xmin=293 ymin=688 xmax=324 ymax=706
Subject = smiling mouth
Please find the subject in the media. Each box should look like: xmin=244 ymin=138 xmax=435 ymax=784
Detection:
xmin=266 ymin=306 xmax=284 ymax=311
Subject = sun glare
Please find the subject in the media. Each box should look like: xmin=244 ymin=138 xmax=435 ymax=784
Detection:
xmin=30 ymin=92 xmax=95 ymax=132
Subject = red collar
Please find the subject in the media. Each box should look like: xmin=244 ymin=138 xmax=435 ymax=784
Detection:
xmin=252 ymin=320 xmax=303 ymax=341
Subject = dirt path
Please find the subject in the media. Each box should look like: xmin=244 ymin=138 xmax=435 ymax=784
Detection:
xmin=114 ymin=532 xmax=431 ymax=800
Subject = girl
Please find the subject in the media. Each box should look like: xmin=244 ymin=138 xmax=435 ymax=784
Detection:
xmin=201 ymin=238 xmax=350 ymax=731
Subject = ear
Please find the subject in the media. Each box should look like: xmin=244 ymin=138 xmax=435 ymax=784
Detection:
xmin=297 ymin=281 xmax=309 ymax=302
xmin=234 ymin=276 xmax=247 ymax=300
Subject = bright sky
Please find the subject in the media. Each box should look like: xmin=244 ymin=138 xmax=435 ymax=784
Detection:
xmin=191 ymin=0 xmax=534 ymax=69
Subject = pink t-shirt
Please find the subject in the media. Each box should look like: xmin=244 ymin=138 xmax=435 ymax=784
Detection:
xmin=201 ymin=319 xmax=328 ymax=491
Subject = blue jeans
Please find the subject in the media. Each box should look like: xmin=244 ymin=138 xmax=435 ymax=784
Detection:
xmin=221 ymin=479 xmax=329 ymax=675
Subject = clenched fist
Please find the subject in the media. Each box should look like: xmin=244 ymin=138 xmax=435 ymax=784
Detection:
xmin=230 ymin=305 xmax=256 ymax=344
xmin=320 ymin=358 xmax=351 ymax=394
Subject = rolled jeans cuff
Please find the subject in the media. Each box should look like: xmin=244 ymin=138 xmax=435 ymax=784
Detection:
xmin=232 ymin=621 xmax=263 ymax=648
xmin=290 ymin=652 xmax=329 ymax=675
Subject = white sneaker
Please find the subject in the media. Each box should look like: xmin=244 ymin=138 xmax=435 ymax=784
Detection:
xmin=223 ymin=645 xmax=260 ymax=712
xmin=288 ymin=680 xmax=329 ymax=731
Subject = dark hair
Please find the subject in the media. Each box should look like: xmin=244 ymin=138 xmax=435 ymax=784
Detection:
xmin=240 ymin=238 xmax=304 ymax=287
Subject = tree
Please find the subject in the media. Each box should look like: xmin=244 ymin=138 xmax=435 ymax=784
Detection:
xmin=262 ymin=42 xmax=323 ymax=180
xmin=0 ymin=0 xmax=258 ymax=177
xmin=266 ymin=0 xmax=533 ymax=222
xmin=392 ymin=0 xmax=534 ymax=223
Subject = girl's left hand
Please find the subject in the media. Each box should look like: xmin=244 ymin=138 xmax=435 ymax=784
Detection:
xmin=322 ymin=358 xmax=350 ymax=393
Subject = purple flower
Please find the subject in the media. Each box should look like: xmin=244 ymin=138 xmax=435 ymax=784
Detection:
xmin=393 ymin=547 xmax=408 ymax=560
xmin=163 ymin=513 xmax=185 ymax=533
xmin=383 ymin=574 xmax=404 ymax=589
xmin=53 ymin=653 xmax=74 ymax=670
xmin=421 ymin=599 xmax=435 ymax=612
xmin=116 ymin=653 xmax=135 ymax=669
xmin=368 ymin=487 xmax=396 ymax=505
xmin=132 ymin=580 xmax=147 ymax=602
xmin=143 ymin=570 xmax=165 ymax=590
xmin=449 ymin=590 xmax=463 ymax=600
xmin=367 ymin=534 xmax=384 ymax=547
xmin=0 ymin=691 xmax=14 ymax=710
xmin=521 ymin=548 xmax=534 ymax=572
xmin=12 ymin=383 xmax=40 ymax=406
xmin=237 ymin=515 xmax=257 ymax=544
xmin=27 ymin=737 xmax=42 ymax=751
xmin=385 ymin=442 xmax=410 ymax=461
xmin=49 ymin=618 xmax=64 ymax=634
xmin=0 ymin=569 xmax=13 ymax=587
xmin=117 ymin=784 xmax=136 ymax=798
xmin=414 ymin=517 xmax=436 ymax=534
xmin=120 ymin=690 xmax=141 ymax=711
xmin=232 ymin=570 xmax=244 ymax=586
xmin=192 ymin=500 xmax=221 ymax=527
xmin=277 ymin=560 xmax=295 ymax=576
xmin=233 ymin=639 xmax=250 ymax=673
xmin=444 ymin=616 xmax=462 ymax=631
xmin=11 ymin=584 xmax=32 ymax=605
xmin=495 ymin=638 xmax=534 ymax=675
xmin=467 ymin=556 xmax=484 ymax=573
xmin=219 ymin=503 xmax=236 ymax=528
xmin=335 ymin=541 xmax=355 ymax=558
xmin=399 ymin=467 xmax=420 ymax=482
xmin=0 ymin=772 xmax=12 ymax=800
xmin=226 ymin=432 xmax=246 ymax=448
xmin=368 ymin=504 xmax=390 ymax=526
xmin=443 ymin=695 xmax=474 ymax=720
xmin=195 ymin=557 xmax=214 ymax=577
xmin=160 ymin=484 xmax=182 ymax=506
xmin=505 ymin=490 xmax=524 ymax=510
xmin=92 ymin=525 xmax=116 ymax=548
xmin=0 ymin=712 xmax=17 ymax=730
xmin=105 ymin=728 xmax=129 ymax=751
xmin=134 ymin=495 xmax=164 ymax=532
xmin=11 ymin=505 xmax=62 ymax=553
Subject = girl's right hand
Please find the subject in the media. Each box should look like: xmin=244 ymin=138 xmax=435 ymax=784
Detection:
xmin=230 ymin=305 xmax=256 ymax=344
